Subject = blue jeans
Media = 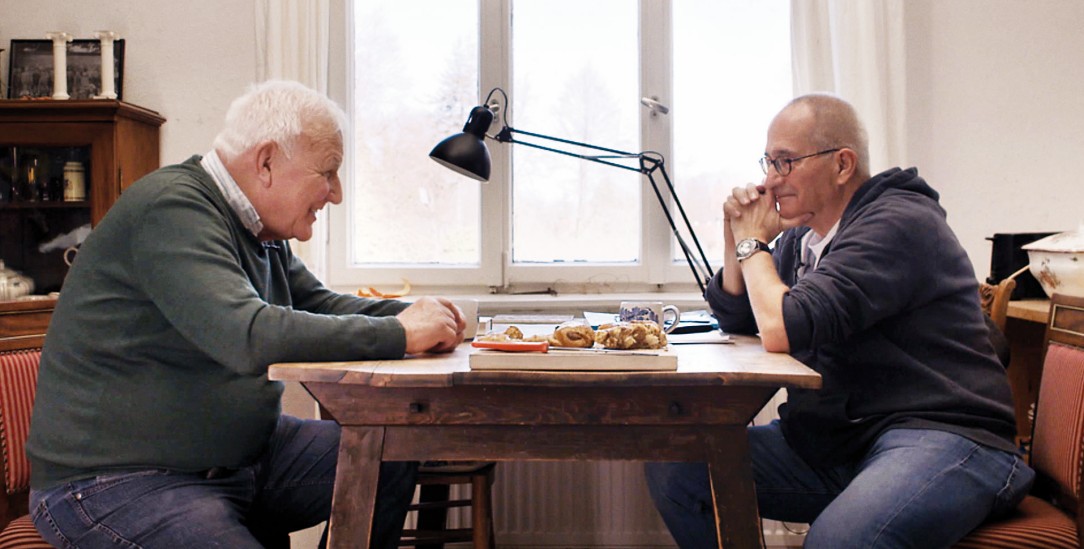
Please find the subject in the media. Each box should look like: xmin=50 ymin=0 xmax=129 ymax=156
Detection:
xmin=645 ymin=421 xmax=1035 ymax=549
xmin=29 ymin=415 xmax=417 ymax=549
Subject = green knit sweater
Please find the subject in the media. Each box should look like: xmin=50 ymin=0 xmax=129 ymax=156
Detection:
xmin=28 ymin=156 xmax=408 ymax=489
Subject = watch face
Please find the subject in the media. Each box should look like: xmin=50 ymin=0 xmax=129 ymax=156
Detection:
xmin=737 ymin=239 xmax=766 ymax=260
xmin=737 ymin=239 xmax=756 ymax=256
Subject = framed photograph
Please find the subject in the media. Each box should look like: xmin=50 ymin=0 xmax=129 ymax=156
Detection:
xmin=7 ymin=39 xmax=124 ymax=100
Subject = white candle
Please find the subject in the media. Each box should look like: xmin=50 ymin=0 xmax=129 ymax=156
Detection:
xmin=93 ymin=31 xmax=121 ymax=99
xmin=45 ymin=32 xmax=72 ymax=100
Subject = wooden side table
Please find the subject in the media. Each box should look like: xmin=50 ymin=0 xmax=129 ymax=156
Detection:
xmin=1005 ymin=299 xmax=1051 ymax=440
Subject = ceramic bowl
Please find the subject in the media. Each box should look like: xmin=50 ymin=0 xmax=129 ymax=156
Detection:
xmin=1022 ymin=230 xmax=1084 ymax=298
xmin=0 ymin=260 xmax=34 ymax=301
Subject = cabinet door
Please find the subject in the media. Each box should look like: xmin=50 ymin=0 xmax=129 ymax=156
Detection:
xmin=0 ymin=101 xmax=163 ymax=295
xmin=1 ymin=122 xmax=115 ymax=222
xmin=114 ymin=116 xmax=163 ymax=196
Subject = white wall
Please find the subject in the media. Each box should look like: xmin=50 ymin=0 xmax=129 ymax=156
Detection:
xmin=0 ymin=0 xmax=257 ymax=166
xmin=903 ymin=0 xmax=1084 ymax=278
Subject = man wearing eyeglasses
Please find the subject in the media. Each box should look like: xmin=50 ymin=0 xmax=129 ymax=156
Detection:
xmin=645 ymin=94 xmax=1033 ymax=548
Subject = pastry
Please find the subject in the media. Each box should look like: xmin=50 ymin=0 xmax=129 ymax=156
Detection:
xmin=594 ymin=321 xmax=667 ymax=350
xmin=548 ymin=321 xmax=595 ymax=348
xmin=476 ymin=325 xmax=524 ymax=342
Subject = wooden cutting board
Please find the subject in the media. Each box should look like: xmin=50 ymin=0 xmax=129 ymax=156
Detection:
xmin=469 ymin=347 xmax=678 ymax=371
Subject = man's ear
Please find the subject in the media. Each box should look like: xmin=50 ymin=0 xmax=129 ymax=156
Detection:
xmin=836 ymin=148 xmax=858 ymax=182
xmin=255 ymin=142 xmax=276 ymax=187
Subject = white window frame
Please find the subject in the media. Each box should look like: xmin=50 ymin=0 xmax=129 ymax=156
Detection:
xmin=327 ymin=0 xmax=712 ymax=294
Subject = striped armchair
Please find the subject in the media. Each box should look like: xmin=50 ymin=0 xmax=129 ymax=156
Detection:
xmin=955 ymin=292 xmax=1084 ymax=549
xmin=0 ymin=348 xmax=51 ymax=548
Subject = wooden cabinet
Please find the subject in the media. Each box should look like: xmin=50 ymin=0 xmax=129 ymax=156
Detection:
xmin=0 ymin=100 xmax=165 ymax=293
xmin=0 ymin=297 xmax=55 ymax=352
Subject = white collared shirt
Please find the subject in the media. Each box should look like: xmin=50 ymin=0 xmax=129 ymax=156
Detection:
xmin=200 ymin=150 xmax=263 ymax=238
xmin=799 ymin=220 xmax=840 ymax=276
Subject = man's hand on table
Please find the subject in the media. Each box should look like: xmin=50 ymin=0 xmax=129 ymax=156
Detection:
xmin=397 ymin=297 xmax=466 ymax=354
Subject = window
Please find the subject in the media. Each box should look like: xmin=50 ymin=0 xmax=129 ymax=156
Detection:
xmin=330 ymin=0 xmax=791 ymax=292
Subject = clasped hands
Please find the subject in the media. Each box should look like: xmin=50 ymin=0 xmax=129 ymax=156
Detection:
xmin=723 ymin=182 xmax=809 ymax=242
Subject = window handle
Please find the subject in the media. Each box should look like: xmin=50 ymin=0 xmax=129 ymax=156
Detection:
xmin=640 ymin=96 xmax=670 ymax=116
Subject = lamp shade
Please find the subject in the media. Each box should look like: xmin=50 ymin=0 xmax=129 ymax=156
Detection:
xmin=429 ymin=106 xmax=494 ymax=181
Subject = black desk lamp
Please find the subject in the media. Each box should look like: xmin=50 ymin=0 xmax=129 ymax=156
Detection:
xmin=429 ymin=87 xmax=714 ymax=295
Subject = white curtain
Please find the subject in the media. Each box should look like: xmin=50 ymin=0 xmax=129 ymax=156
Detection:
xmin=255 ymin=0 xmax=332 ymax=280
xmin=790 ymin=0 xmax=907 ymax=171
xmin=255 ymin=0 xmax=333 ymax=453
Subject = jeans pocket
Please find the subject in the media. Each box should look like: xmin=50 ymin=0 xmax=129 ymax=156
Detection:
xmin=29 ymin=493 xmax=73 ymax=549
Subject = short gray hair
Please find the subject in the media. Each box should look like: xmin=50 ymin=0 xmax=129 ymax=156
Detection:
xmin=213 ymin=80 xmax=348 ymax=161
xmin=786 ymin=93 xmax=870 ymax=178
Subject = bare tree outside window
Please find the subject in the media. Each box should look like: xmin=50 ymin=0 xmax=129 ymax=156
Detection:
xmin=352 ymin=1 xmax=480 ymax=265
xmin=512 ymin=1 xmax=640 ymax=264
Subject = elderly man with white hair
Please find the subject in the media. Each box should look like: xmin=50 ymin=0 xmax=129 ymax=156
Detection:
xmin=28 ymin=80 xmax=464 ymax=548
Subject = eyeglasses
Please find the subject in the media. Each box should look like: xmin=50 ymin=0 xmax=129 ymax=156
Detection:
xmin=759 ymin=148 xmax=841 ymax=176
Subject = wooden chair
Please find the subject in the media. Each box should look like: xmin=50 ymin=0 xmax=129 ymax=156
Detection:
xmin=0 ymin=348 xmax=51 ymax=549
xmin=954 ymin=292 xmax=1084 ymax=548
xmin=399 ymin=462 xmax=496 ymax=549
xmin=980 ymin=265 xmax=1030 ymax=334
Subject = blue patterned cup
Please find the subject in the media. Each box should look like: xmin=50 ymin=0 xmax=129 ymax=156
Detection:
xmin=619 ymin=301 xmax=680 ymax=333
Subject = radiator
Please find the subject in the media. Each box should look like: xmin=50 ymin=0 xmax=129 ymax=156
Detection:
xmin=433 ymin=389 xmax=807 ymax=548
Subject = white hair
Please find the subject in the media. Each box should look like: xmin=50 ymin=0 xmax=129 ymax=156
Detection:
xmin=212 ymin=80 xmax=348 ymax=161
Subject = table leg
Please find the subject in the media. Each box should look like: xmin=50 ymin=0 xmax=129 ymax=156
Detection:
xmin=706 ymin=427 xmax=764 ymax=549
xmin=328 ymin=426 xmax=385 ymax=549
xmin=1005 ymin=317 xmax=1046 ymax=442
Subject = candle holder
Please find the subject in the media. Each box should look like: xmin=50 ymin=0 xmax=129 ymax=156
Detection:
xmin=92 ymin=31 xmax=121 ymax=99
xmin=0 ymin=48 xmax=6 ymax=99
xmin=44 ymin=32 xmax=73 ymax=100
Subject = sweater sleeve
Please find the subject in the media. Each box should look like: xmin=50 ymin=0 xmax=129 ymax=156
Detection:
xmin=704 ymin=269 xmax=759 ymax=335
xmin=129 ymin=185 xmax=407 ymax=375
xmin=705 ymin=232 xmax=803 ymax=335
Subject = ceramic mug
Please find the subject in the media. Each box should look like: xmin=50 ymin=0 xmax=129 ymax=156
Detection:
xmin=63 ymin=246 xmax=79 ymax=267
xmin=619 ymin=301 xmax=681 ymax=333
xmin=451 ymin=298 xmax=480 ymax=341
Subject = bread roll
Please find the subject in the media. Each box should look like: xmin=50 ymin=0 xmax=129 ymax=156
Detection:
xmin=549 ymin=321 xmax=595 ymax=348
xmin=476 ymin=325 xmax=524 ymax=342
xmin=594 ymin=321 xmax=667 ymax=350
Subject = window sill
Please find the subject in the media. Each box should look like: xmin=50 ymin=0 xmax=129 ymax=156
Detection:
xmin=329 ymin=283 xmax=710 ymax=316
xmin=467 ymin=291 xmax=708 ymax=316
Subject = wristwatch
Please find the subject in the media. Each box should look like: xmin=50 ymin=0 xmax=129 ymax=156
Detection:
xmin=735 ymin=238 xmax=770 ymax=262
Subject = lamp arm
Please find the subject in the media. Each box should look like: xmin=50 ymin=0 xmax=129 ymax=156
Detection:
xmin=495 ymin=125 xmax=714 ymax=295
xmin=649 ymin=161 xmax=715 ymax=285
xmin=645 ymin=165 xmax=714 ymax=295
xmin=496 ymin=134 xmax=641 ymax=174
xmin=499 ymin=127 xmax=640 ymax=158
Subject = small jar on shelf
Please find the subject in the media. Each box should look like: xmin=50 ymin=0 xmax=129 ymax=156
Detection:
xmin=63 ymin=161 xmax=86 ymax=202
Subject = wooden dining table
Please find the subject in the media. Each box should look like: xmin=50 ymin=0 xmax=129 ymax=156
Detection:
xmin=269 ymin=335 xmax=821 ymax=548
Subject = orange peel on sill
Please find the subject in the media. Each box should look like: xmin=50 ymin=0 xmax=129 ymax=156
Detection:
xmin=356 ymin=279 xmax=412 ymax=299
